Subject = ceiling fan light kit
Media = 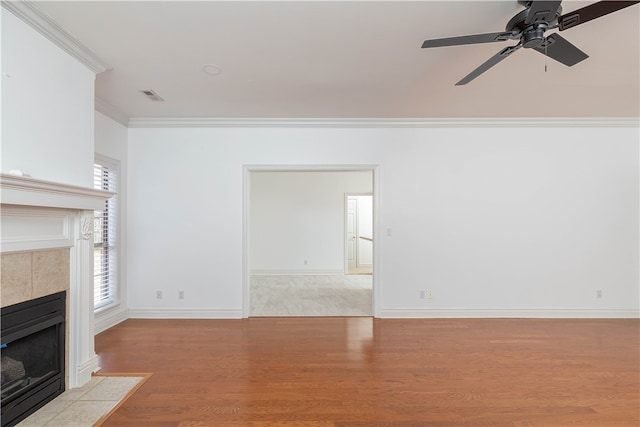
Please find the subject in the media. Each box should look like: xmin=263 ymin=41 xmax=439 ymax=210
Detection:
xmin=421 ymin=0 xmax=640 ymax=85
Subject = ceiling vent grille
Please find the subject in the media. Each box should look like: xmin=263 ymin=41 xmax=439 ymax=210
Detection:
xmin=138 ymin=89 xmax=164 ymax=102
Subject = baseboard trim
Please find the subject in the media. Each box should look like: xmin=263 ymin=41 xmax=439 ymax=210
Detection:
xmin=250 ymin=269 xmax=344 ymax=276
xmin=94 ymin=306 xmax=129 ymax=334
xmin=74 ymin=354 xmax=100 ymax=388
xmin=128 ymin=308 xmax=243 ymax=319
xmin=378 ymin=308 xmax=640 ymax=319
xmin=104 ymin=307 xmax=640 ymax=320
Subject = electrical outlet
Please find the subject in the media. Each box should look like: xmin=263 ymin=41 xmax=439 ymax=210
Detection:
xmin=427 ymin=290 xmax=433 ymax=299
xmin=156 ymin=291 xmax=162 ymax=299
xmin=179 ymin=290 xmax=184 ymax=300
xmin=420 ymin=290 xmax=425 ymax=299
xmin=596 ymin=290 xmax=602 ymax=299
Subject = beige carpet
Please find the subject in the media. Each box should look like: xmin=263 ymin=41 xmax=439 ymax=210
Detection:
xmin=250 ymin=274 xmax=373 ymax=316
xmin=16 ymin=373 xmax=150 ymax=427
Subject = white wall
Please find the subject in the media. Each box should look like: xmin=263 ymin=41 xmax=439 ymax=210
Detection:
xmin=1 ymin=8 xmax=103 ymax=388
xmin=1 ymin=10 xmax=95 ymax=187
xmin=250 ymin=171 xmax=372 ymax=274
xmin=126 ymin=125 xmax=639 ymax=318
xmin=95 ymin=112 xmax=127 ymax=161
xmin=94 ymin=111 xmax=129 ymax=332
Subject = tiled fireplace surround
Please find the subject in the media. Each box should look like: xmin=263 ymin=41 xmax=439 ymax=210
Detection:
xmin=1 ymin=173 xmax=113 ymax=390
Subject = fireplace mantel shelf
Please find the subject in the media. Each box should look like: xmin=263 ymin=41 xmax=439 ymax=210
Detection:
xmin=1 ymin=173 xmax=114 ymax=210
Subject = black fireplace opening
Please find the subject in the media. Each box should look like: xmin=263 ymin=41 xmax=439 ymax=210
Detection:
xmin=1 ymin=291 xmax=66 ymax=427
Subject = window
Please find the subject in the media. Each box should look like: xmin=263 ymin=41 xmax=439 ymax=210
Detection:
xmin=93 ymin=156 xmax=119 ymax=310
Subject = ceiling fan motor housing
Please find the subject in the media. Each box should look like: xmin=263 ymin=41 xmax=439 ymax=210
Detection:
xmin=522 ymin=26 xmax=547 ymax=47
xmin=506 ymin=5 xmax=562 ymax=48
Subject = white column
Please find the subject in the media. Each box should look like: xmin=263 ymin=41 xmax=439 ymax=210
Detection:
xmin=68 ymin=210 xmax=99 ymax=388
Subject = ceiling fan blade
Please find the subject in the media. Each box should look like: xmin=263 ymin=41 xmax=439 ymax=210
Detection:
xmin=532 ymin=33 xmax=588 ymax=66
xmin=422 ymin=31 xmax=516 ymax=48
xmin=456 ymin=44 xmax=522 ymax=86
xmin=525 ymin=0 xmax=562 ymax=24
xmin=558 ymin=1 xmax=640 ymax=30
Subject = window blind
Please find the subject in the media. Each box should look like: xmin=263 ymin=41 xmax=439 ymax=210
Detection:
xmin=93 ymin=156 xmax=118 ymax=309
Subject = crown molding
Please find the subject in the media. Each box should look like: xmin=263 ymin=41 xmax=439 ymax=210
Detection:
xmin=95 ymin=97 xmax=130 ymax=127
xmin=127 ymin=117 xmax=640 ymax=129
xmin=2 ymin=0 xmax=109 ymax=74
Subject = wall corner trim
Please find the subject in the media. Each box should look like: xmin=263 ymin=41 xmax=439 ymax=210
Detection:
xmin=2 ymin=0 xmax=110 ymax=74
xmin=95 ymin=97 xmax=130 ymax=127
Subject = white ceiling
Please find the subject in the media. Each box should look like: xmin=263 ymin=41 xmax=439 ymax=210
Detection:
xmin=33 ymin=1 xmax=640 ymax=119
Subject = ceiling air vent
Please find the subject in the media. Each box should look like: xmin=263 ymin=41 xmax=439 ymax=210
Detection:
xmin=139 ymin=89 xmax=164 ymax=102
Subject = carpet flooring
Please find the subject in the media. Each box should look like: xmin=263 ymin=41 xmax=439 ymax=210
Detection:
xmin=250 ymin=274 xmax=372 ymax=316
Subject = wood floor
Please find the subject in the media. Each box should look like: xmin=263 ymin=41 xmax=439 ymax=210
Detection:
xmin=95 ymin=318 xmax=639 ymax=427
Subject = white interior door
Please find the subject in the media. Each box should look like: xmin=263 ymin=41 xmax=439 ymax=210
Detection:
xmin=356 ymin=195 xmax=373 ymax=268
xmin=346 ymin=197 xmax=357 ymax=273
xmin=346 ymin=194 xmax=373 ymax=275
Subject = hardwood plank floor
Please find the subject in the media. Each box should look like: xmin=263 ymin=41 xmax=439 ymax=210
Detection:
xmin=95 ymin=318 xmax=639 ymax=427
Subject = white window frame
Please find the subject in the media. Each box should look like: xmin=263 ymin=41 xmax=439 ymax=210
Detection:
xmin=93 ymin=154 xmax=120 ymax=311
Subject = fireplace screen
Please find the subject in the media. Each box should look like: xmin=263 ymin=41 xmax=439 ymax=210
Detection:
xmin=1 ymin=291 xmax=65 ymax=427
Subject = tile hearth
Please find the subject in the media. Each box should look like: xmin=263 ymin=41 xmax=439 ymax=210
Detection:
xmin=16 ymin=375 xmax=145 ymax=427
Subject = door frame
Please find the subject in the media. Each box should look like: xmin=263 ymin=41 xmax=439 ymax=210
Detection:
xmin=242 ymin=164 xmax=380 ymax=318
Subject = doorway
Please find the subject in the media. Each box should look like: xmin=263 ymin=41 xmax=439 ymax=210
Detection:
xmin=243 ymin=166 xmax=378 ymax=318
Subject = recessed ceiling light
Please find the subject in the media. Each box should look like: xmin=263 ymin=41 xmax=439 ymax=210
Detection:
xmin=202 ymin=64 xmax=222 ymax=76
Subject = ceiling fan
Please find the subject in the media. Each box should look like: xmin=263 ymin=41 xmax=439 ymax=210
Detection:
xmin=421 ymin=1 xmax=640 ymax=85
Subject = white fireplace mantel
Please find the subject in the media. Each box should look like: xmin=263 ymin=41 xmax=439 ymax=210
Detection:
xmin=1 ymin=173 xmax=113 ymax=210
xmin=1 ymin=173 xmax=114 ymax=389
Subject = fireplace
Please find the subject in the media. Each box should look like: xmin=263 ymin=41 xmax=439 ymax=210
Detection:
xmin=1 ymin=291 xmax=66 ymax=427
xmin=1 ymin=173 xmax=114 ymax=399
